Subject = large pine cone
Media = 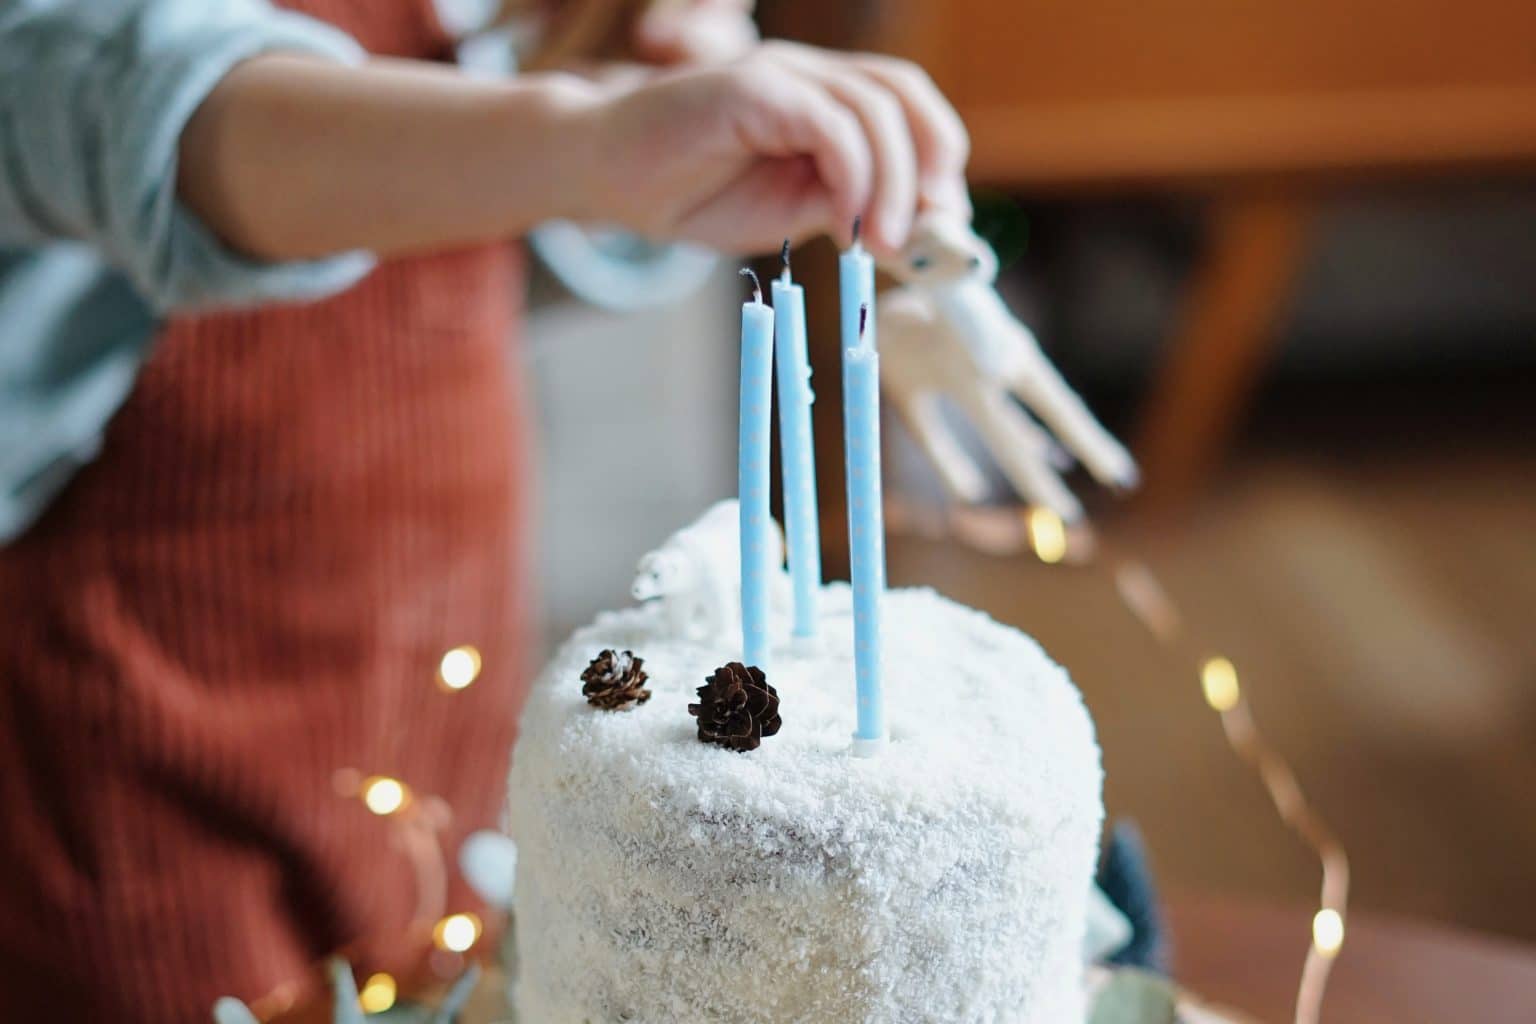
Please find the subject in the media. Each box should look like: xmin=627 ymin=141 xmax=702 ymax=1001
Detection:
xmin=689 ymin=662 xmax=781 ymax=752
xmin=582 ymin=649 xmax=651 ymax=710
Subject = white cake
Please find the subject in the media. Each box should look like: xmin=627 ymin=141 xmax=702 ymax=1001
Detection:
xmin=508 ymin=582 xmax=1104 ymax=1023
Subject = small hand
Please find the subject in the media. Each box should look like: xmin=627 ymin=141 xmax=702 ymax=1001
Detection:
xmin=572 ymin=41 xmax=970 ymax=257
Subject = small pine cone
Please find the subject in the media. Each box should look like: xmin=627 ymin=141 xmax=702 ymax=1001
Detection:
xmin=688 ymin=662 xmax=781 ymax=752
xmin=582 ymin=649 xmax=651 ymax=710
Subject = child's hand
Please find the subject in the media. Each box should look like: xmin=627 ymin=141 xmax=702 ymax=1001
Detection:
xmin=571 ymin=42 xmax=970 ymax=258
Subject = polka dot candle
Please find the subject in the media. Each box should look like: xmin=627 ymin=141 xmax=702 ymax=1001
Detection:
xmin=842 ymin=301 xmax=887 ymax=754
xmin=773 ymin=243 xmax=821 ymax=639
xmin=737 ymin=269 xmax=775 ymax=671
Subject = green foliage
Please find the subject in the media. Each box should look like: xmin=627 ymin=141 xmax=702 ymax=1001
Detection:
xmin=969 ymin=189 xmax=1029 ymax=272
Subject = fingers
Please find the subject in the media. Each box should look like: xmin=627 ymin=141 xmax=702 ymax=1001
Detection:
xmin=760 ymin=43 xmax=970 ymax=247
xmin=735 ymin=66 xmax=874 ymax=238
xmin=767 ymin=46 xmax=919 ymax=255
xmin=626 ymin=44 xmax=964 ymax=254
xmin=673 ymin=155 xmax=836 ymax=252
xmin=845 ymin=52 xmax=971 ymax=219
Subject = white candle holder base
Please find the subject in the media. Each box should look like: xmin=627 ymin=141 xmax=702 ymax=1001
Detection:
xmin=850 ymin=733 xmax=888 ymax=758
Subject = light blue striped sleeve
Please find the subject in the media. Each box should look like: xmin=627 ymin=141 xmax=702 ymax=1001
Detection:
xmin=0 ymin=0 xmax=376 ymax=312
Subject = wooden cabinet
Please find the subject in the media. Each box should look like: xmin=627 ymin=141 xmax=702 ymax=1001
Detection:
xmin=764 ymin=0 xmax=1536 ymax=513
xmin=872 ymin=0 xmax=1536 ymax=189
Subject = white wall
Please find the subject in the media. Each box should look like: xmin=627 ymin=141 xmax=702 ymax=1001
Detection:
xmin=523 ymin=266 xmax=739 ymax=647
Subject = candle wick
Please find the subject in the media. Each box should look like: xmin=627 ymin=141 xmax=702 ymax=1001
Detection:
xmin=859 ymin=302 xmax=869 ymax=340
xmin=851 ymin=215 xmax=862 ymax=247
xmin=780 ymin=239 xmax=791 ymax=282
xmin=739 ymin=267 xmax=762 ymax=304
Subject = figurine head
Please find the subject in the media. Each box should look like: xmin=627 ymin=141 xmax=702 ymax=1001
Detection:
xmin=632 ymin=549 xmax=689 ymax=601
xmin=883 ymin=213 xmax=999 ymax=286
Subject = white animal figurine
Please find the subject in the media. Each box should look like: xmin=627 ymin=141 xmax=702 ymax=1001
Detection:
xmin=876 ymin=214 xmax=1139 ymax=521
xmin=631 ymin=499 xmax=787 ymax=641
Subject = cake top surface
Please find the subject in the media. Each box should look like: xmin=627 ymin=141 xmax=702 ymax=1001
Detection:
xmin=518 ymin=584 xmax=1101 ymax=835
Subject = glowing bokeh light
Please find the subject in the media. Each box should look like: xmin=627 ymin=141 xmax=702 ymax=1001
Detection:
xmin=362 ymin=776 xmax=408 ymax=816
xmin=438 ymin=645 xmax=483 ymax=691
xmin=434 ymin=911 xmax=482 ymax=953
xmin=1200 ymin=656 xmax=1241 ymax=712
xmin=359 ymin=972 xmax=397 ymax=1013
xmin=1027 ymin=507 xmax=1067 ymax=565
xmin=1312 ymin=908 xmax=1345 ymax=957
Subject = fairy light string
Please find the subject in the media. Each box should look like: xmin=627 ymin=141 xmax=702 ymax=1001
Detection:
xmin=241 ymin=644 xmax=496 ymax=1021
xmin=1044 ymin=508 xmax=1351 ymax=1024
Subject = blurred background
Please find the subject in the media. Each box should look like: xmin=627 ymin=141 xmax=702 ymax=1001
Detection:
xmin=525 ymin=0 xmax=1536 ymax=1014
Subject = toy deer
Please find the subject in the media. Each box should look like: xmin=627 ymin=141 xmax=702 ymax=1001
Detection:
xmin=876 ymin=214 xmax=1139 ymax=522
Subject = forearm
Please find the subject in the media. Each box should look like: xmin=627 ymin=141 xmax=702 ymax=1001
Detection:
xmin=178 ymin=54 xmax=602 ymax=260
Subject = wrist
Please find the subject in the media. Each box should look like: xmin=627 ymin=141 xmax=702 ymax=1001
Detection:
xmin=489 ymin=73 xmax=609 ymax=227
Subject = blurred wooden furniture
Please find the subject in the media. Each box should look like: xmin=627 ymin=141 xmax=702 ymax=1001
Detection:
xmin=1170 ymin=891 xmax=1536 ymax=1023
xmin=763 ymin=0 xmax=1536 ymax=524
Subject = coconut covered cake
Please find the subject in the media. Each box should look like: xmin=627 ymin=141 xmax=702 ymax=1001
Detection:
xmin=507 ymin=561 xmax=1103 ymax=1022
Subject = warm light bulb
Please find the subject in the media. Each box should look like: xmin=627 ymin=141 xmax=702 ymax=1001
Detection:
xmin=1312 ymin=908 xmax=1345 ymax=957
xmin=362 ymin=776 xmax=409 ymax=816
xmin=1027 ymin=507 xmax=1067 ymax=565
xmin=358 ymin=972 xmax=397 ymax=1013
xmin=438 ymin=645 xmax=482 ymax=691
xmin=434 ymin=911 xmax=482 ymax=953
xmin=1200 ymin=656 xmax=1240 ymax=712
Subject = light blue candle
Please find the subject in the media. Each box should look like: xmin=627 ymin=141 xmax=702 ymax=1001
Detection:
xmin=738 ymin=269 xmax=775 ymax=670
xmin=839 ymin=217 xmax=877 ymax=353
xmin=842 ymin=302 xmax=887 ymax=751
xmin=772 ymin=242 xmax=820 ymax=639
